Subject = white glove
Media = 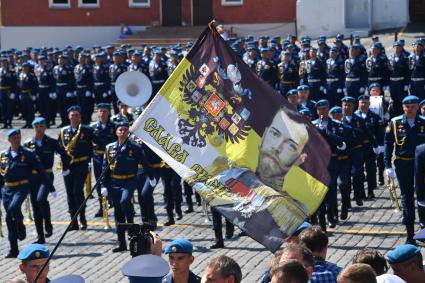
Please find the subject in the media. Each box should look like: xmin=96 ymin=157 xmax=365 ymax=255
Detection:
xmin=102 ymin=92 xmax=108 ymax=98
xmin=384 ymin=112 xmax=390 ymax=120
xmin=50 ymin=191 xmax=57 ymax=199
xmin=343 ymin=88 xmax=347 ymax=94
xmin=378 ymin=145 xmax=385 ymax=154
xmin=337 ymin=142 xmax=346 ymax=151
xmin=85 ymin=91 xmax=91 ymax=97
xmin=108 ymin=90 xmax=112 ymax=95
xmin=9 ymin=93 xmax=15 ymax=99
xmin=31 ymin=95 xmax=36 ymax=101
xmin=417 ymin=201 xmax=425 ymax=207
xmin=404 ymin=85 xmax=409 ymax=92
xmin=62 ymin=169 xmax=70 ymax=176
xmin=337 ymin=88 xmax=343 ymax=93
xmin=359 ymin=87 xmax=365 ymax=94
xmin=383 ymin=86 xmax=389 ymax=92
xmin=320 ymin=86 xmax=325 ymax=92
xmin=322 ymin=88 xmax=327 ymax=94
xmin=149 ymin=178 xmax=157 ymax=187
xmin=385 ymin=168 xmax=395 ymax=179
xmin=373 ymin=147 xmax=379 ymax=154
xmin=101 ymin=187 xmax=108 ymax=197
xmin=66 ymin=92 xmax=73 ymax=98
xmin=73 ymin=90 xmax=77 ymax=96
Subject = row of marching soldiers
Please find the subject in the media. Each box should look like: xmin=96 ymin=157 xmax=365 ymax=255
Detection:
xmin=0 ymin=43 xmax=180 ymax=129
xmin=0 ymin=103 xmax=200 ymax=258
xmin=305 ymin=86 xmax=425 ymax=246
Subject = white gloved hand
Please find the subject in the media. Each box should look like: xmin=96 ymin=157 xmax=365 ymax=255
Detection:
xmin=320 ymin=86 xmax=325 ymax=92
xmin=9 ymin=93 xmax=15 ymax=99
xmin=108 ymin=90 xmax=112 ymax=95
xmin=384 ymin=112 xmax=390 ymax=120
xmin=322 ymin=88 xmax=327 ymax=94
xmin=385 ymin=168 xmax=395 ymax=179
xmin=383 ymin=86 xmax=390 ymax=92
xmin=85 ymin=91 xmax=91 ymax=97
xmin=359 ymin=87 xmax=365 ymax=94
xmin=62 ymin=169 xmax=70 ymax=176
xmin=102 ymin=92 xmax=108 ymax=98
xmin=337 ymin=88 xmax=343 ymax=93
xmin=343 ymin=88 xmax=347 ymax=95
xmin=50 ymin=191 xmax=57 ymax=199
xmin=417 ymin=201 xmax=425 ymax=207
xmin=66 ymin=92 xmax=73 ymax=98
xmin=404 ymin=85 xmax=409 ymax=92
xmin=101 ymin=187 xmax=108 ymax=197
xmin=149 ymin=178 xmax=157 ymax=187
xmin=373 ymin=147 xmax=379 ymax=154
xmin=31 ymin=95 xmax=36 ymax=101
xmin=378 ymin=145 xmax=385 ymax=154
xmin=73 ymin=90 xmax=77 ymax=96
xmin=337 ymin=142 xmax=346 ymax=151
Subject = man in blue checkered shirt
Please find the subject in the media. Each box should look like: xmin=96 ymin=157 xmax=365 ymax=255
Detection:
xmin=299 ymin=226 xmax=342 ymax=283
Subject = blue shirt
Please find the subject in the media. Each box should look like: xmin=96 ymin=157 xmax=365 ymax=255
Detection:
xmin=310 ymin=260 xmax=342 ymax=283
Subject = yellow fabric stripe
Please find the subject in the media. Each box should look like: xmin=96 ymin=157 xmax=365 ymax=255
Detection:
xmin=157 ymin=58 xmax=260 ymax=171
xmin=282 ymin=166 xmax=328 ymax=214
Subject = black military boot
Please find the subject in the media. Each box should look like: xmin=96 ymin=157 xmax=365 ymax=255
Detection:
xmin=79 ymin=212 xmax=87 ymax=230
xmin=176 ymin=206 xmax=183 ymax=220
xmin=5 ymin=240 xmax=19 ymax=258
xmin=34 ymin=218 xmax=46 ymax=244
xmin=16 ymin=221 xmax=26 ymax=241
xmin=94 ymin=199 xmax=103 ymax=218
xmin=328 ymin=206 xmax=337 ymax=228
xmin=367 ymin=188 xmax=375 ymax=199
xmin=405 ymin=224 xmax=417 ymax=246
xmin=225 ymin=221 xmax=234 ymax=240
xmin=112 ymin=232 xmax=127 ymax=253
xmin=184 ymin=197 xmax=194 ymax=214
xmin=340 ymin=201 xmax=349 ymax=221
xmin=210 ymin=229 xmax=224 ymax=249
xmin=45 ymin=220 xmax=53 ymax=238
xmin=418 ymin=206 xmax=425 ymax=229
xmin=164 ymin=211 xmax=175 ymax=226
xmin=68 ymin=214 xmax=79 ymax=231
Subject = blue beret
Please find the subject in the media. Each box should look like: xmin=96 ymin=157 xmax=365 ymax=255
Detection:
xmin=299 ymin=108 xmax=312 ymax=117
xmin=292 ymin=221 xmax=312 ymax=236
xmin=415 ymin=39 xmax=423 ymax=46
xmin=297 ymin=84 xmax=309 ymax=91
xmin=6 ymin=128 xmax=20 ymax=137
xmin=372 ymin=42 xmax=382 ymax=49
xmin=368 ymin=82 xmax=381 ymax=90
xmin=387 ymin=244 xmax=421 ymax=264
xmin=153 ymin=48 xmax=162 ymax=55
xmin=164 ymin=238 xmax=193 ymax=254
xmin=330 ymin=47 xmax=338 ymax=52
xmin=59 ymin=54 xmax=69 ymax=60
xmin=95 ymin=52 xmax=105 ymax=58
xmin=310 ymin=47 xmax=318 ymax=52
xmin=115 ymin=121 xmax=130 ymax=128
xmin=38 ymin=55 xmax=47 ymax=61
xmin=358 ymin=94 xmax=370 ymax=101
xmin=351 ymin=44 xmax=361 ymax=49
xmin=122 ymin=255 xmax=169 ymax=283
xmin=96 ymin=103 xmax=110 ymax=110
xmin=32 ymin=117 xmax=46 ymax=126
xmin=336 ymin=34 xmax=344 ymax=40
xmin=260 ymin=47 xmax=270 ymax=53
xmin=286 ymin=89 xmax=298 ymax=97
xmin=315 ymin=99 xmax=329 ymax=108
xmin=67 ymin=105 xmax=81 ymax=113
xmin=402 ymin=95 xmax=420 ymax=105
xmin=282 ymin=50 xmax=290 ymax=56
xmin=353 ymin=34 xmax=360 ymax=40
xmin=303 ymin=47 xmax=311 ymax=53
xmin=50 ymin=274 xmax=85 ymax=283
xmin=22 ymin=62 xmax=30 ymax=68
xmin=341 ymin=96 xmax=356 ymax=103
xmin=18 ymin=243 xmax=49 ymax=261
xmin=113 ymin=51 xmax=123 ymax=57
xmin=329 ymin=106 xmax=342 ymax=114
xmin=393 ymin=40 xmax=402 ymax=47
xmin=120 ymin=43 xmax=130 ymax=48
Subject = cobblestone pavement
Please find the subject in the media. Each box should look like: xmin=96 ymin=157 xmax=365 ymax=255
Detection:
xmin=2 ymin=26 xmax=425 ymax=282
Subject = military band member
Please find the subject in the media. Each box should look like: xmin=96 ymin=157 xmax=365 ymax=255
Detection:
xmin=167 ymin=50 xmax=180 ymax=76
xmin=317 ymin=36 xmax=330 ymax=63
xmin=304 ymin=48 xmax=326 ymax=101
xmin=35 ymin=56 xmax=56 ymax=127
xmin=93 ymin=52 xmax=111 ymax=105
xmin=243 ymin=45 xmax=258 ymax=73
xmin=326 ymin=47 xmax=346 ymax=107
xmin=334 ymin=34 xmax=349 ymax=62
xmin=385 ymin=95 xmax=425 ymax=245
xmin=109 ymin=51 xmax=127 ymax=114
xmin=0 ymin=57 xmax=17 ymax=129
xmin=18 ymin=62 xmax=38 ymax=129
xmin=128 ymin=50 xmax=149 ymax=77
xmin=149 ymin=49 xmax=169 ymax=103
xmin=53 ymin=55 xmax=76 ymax=127
xmin=74 ymin=52 xmax=94 ymax=125
xmin=90 ymin=103 xmax=116 ymax=217
xmin=101 ymin=121 xmax=154 ymax=252
xmin=366 ymin=43 xmax=389 ymax=88
xmin=256 ymin=47 xmax=277 ymax=88
xmin=111 ymin=100 xmax=135 ymax=125
xmin=296 ymin=85 xmax=316 ymax=118
xmin=286 ymin=89 xmax=299 ymax=108
xmin=1 ymin=129 xmax=54 ymax=258
xmin=409 ymin=40 xmax=425 ymax=102
xmin=345 ymin=45 xmax=368 ymax=99
xmin=278 ymin=51 xmax=299 ymax=97
xmin=58 ymin=106 xmax=98 ymax=231
xmin=388 ymin=41 xmax=411 ymax=117
xmin=23 ymin=117 xmax=70 ymax=244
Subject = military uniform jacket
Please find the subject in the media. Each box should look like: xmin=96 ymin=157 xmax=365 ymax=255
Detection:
xmin=343 ymin=114 xmax=374 ymax=152
xmin=18 ymin=71 xmax=38 ymax=94
xmin=256 ymin=59 xmax=277 ymax=86
xmin=58 ymin=124 xmax=97 ymax=165
xmin=277 ymin=60 xmax=299 ymax=84
xmin=0 ymin=65 xmax=17 ymax=93
xmin=166 ymin=60 xmax=179 ymax=76
xmin=109 ymin=63 xmax=127 ymax=84
xmin=388 ymin=54 xmax=410 ymax=85
xmin=326 ymin=57 xmax=345 ymax=84
xmin=384 ymin=114 xmax=425 ymax=168
xmin=409 ymin=53 xmax=425 ymax=79
xmin=243 ymin=55 xmax=258 ymax=72
xmin=35 ymin=66 xmax=55 ymax=92
xmin=111 ymin=113 xmax=134 ymax=125
xmin=305 ymin=58 xmax=326 ymax=85
xmin=318 ymin=48 xmax=330 ymax=63
xmin=128 ymin=61 xmax=149 ymax=77
xmin=344 ymin=57 xmax=368 ymax=85
xmin=90 ymin=120 xmax=116 ymax=157
xmin=0 ymin=146 xmax=54 ymax=190
xmin=313 ymin=118 xmax=353 ymax=157
xmin=414 ymin=143 xmax=425 ymax=201
xmin=149 ymin=60 xmax=169 ymax=84
xmin=101 ymin=140 xmax=153 ymax=187
xmin=354 ymin=110 xmax=384 ymax=146
xmin=74 ymin=64 xmax=94 ymax=91
xmin=53 ymin=64 xmax=75 ymax=91
xmin=23 ymin=135 xmax=70 ymax=173
xmin=366 ymin=55 xmax=389 ymax=85
xmin=297 ymin=100 xmax=316 ymax=115
xmin=93 ymin=64 xmax=110 ymax=89
xmin=162 ymin=271 xmax=201 ymax=283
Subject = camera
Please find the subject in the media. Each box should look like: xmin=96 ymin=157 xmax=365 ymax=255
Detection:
xmin=118 ymin=223 xmax=154 ymax=257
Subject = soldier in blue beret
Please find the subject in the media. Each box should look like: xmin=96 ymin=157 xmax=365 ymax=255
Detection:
xmin=409 ymin=39 xmax=425 ymax=102
xmin=286 ymin=89 xmax=299 ymax=108
xmin=0 ymin=55 xmax=18 ymax=129
xmin=122 ymin=254 xmax=169 ymax=283
xmin=11 ymin=243 xmax=51 ymax=282
xmin=299 ymin=108 xmax=312 ymax=121
xmin=74 ymin=52 xmax=94 ymax=125
xmin=385 ymin=95 xmax=425 ymax=244
xmin=344 ymin=44 xmax=368 ymax=100
xmin=297 ymin=85 xmax=317 ymax=119
xmin=387 ymin=244 xmax=424 ymax=282
xmin=18 ymin=60 xmax=38 ymax=128
xmin=1 ymin=130 xmax=55 ymax=258
xmin=35 ymin=54 xmax=57 ymax=127
xmin=256 ymin=47 xmax=277 ymax=88
xmin=366 ymin=42 xmax=389 ymax=90
xmin=109 ymin=51 xmax=127 ymax=113
xmin=149 ymin=48 xmax=168 ymax=105
xmin=90 ymin=103 xmax=116 ymax=217
xmin=50 ymin=274 xmax=85 ymax=283
xmin=163 ymin=239 xmax=201 ymax=283
xmin=93 ymin=51 xmax=111 ymax=106
xmin=277 ymin=50 xmax=299 ymax=97
xmin=22 ymin=117 xmax=70 ymax=244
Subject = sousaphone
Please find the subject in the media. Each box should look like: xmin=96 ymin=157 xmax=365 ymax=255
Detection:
xmin=115 ymin=71 xmax=152 ymax=107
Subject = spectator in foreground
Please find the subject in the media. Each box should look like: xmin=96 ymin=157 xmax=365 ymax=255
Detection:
xmin=299 ymin=226 xmax=342 ymax=283
xmin=270 ymin=259 xmax=309 ymax=283
xmin=337 ymin=263 xmax=377 ymax=283
xmin=386 ymin=244 xmax=425 ymax=283
xmin=201 ymin=255 xmax=242 ymax=283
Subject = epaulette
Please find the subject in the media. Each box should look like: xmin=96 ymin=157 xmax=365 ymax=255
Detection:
xmin=392 ymin=115 xmax=403 ymax=121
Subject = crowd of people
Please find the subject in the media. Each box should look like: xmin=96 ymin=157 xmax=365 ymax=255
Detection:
xmin=1 ymin=31 xmax=425 ymax=282
xmin=7 ymin=225 xmax=425 ymax=282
